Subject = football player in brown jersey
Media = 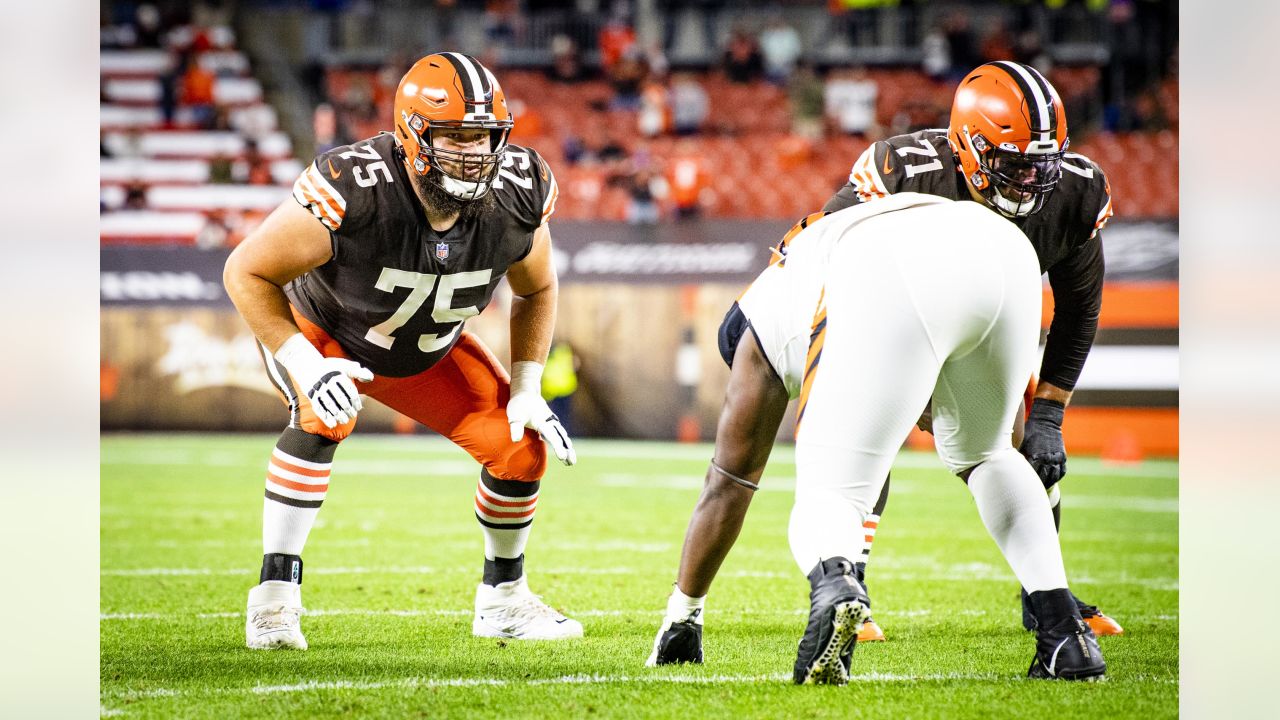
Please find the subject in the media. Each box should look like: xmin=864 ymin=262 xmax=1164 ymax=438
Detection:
xmin=224 ymin=53 xmax=581 ymax=649
xmin=820 ymin=61 xmax=1122 ymax=641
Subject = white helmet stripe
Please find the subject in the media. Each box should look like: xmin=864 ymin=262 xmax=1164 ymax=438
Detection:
xmin=444 ymin=52 xmax=488 ymax=115
xmin=994 ymin=60 xmax=1053 ymax=143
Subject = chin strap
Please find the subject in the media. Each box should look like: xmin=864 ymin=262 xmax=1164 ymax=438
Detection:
xmin=709 ymin=460 xmax=760 ymax=492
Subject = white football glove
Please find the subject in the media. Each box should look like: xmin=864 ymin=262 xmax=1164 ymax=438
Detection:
xmin=507 ymin=361 xmax=576 ymax=466
xmin=275 ymin=333 xmax=373 ymax=429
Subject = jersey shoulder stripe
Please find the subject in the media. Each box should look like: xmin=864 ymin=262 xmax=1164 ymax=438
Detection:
xmin=848 ymin=143 xmax=890 ymax=203
xmin=292 ymin=162 xmax=348 ymax=231
xmin=540 ymin=164 xmax=559 ymax=224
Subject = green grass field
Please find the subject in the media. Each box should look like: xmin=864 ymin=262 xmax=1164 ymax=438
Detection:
xmin=101 ymin=434 xmax=1177 ymax=718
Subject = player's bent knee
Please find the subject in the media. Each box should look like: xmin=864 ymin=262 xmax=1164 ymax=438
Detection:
xmin=487 ymin=436 xmax=548 ymax=481
xmin=298 ymin=415 xmax=356 ymax=443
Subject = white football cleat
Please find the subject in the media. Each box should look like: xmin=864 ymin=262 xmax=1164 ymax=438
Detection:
xmin=246 ymin=580 xmax=307 ymax=650
xmin=472 ymin=577 xmax=583 ymax=640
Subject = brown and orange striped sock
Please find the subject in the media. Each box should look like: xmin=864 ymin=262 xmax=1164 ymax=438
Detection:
xmin=474 ymin=469 xmax=539 ymax=586
xmin=260 ymin=428 xmax=338 ymax=580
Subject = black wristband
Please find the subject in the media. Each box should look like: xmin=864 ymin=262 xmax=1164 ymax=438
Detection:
xmin=1027 ymin=398 xmax=1065 ymax=426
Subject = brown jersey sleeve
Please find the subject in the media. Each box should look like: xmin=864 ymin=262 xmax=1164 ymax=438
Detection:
xmin=1039 ymin=155 xmax=1113 ymax=391
xmin=291 ymin=138 xmax=394 ymax=259
xmin=495 ymin=144 xmax=559 ymax=233
xmin=1041 ymin=232 xmax=1104 ymax=391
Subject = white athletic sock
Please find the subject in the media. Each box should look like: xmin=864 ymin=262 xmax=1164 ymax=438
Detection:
xmin=666 ymin=584 xmax=706 ymax=624
xmin=967 ymin=448 xmax=1068 ymax=593
xmin=263 ymin=429 xmax=336 ymax=556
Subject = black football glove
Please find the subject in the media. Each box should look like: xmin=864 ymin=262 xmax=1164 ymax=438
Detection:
xmin=1020 ymin=399 xmax=1067 ymax=489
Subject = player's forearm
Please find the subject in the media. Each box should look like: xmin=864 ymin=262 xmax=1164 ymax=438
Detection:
xmin=1038 ymin=309 xmax=1098 ymax=392
xmin=223 ymin=267 xmax=303 ymax=354
xmin=1040 ymin=238 xmax=1103 ymax=391
xmin=676 ymin=336 xmax=790 ymax=596
xmin=676 ymin=474 xmax=755 ymax=597
xmin=509 ymin=282 xmax=557 ymax=364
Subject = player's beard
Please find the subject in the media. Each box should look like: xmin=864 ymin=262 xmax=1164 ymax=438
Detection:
xmin=414 ymin=170 xmax=497 ymax=223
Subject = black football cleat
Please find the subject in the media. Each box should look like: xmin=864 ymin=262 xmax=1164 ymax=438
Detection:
xmin=1025 ymin=589 xmax=1107 ymax=681
xmin=646 ymin=617 xmax=703 ymax=666
xmin=793 ymin=557 xmax=870 ymax=685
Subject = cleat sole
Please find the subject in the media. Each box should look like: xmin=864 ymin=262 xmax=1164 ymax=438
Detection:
xmin=800 ymin=599 xmax=869 ymax=686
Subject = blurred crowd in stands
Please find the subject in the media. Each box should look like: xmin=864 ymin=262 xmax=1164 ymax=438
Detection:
xmin=101 ymin=0 xmax=1178 ymax=244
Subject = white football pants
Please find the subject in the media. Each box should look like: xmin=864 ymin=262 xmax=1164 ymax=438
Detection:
xmin=787 ymin=204 xmax=1064 ymax=592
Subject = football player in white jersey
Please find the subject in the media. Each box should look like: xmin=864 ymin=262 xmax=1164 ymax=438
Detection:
xmin=647 ymin=194 xmax=1106 ymax=683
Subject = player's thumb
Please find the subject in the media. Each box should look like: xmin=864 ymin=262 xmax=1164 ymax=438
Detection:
xmin=508 ymin=419 xmax=523 ymax=443
xmin=336 ymin=360 xmax=374 ymax=382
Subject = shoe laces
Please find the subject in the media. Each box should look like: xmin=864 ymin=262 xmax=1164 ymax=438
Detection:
xmin=251 ymin=603 xmax=303 ymax=631
xmin=507 ymin=591 xmax=563 ymax=620
xmin=482 ymin=584 xmax=564 ymax=630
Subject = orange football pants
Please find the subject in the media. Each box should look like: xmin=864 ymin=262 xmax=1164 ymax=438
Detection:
xmin=260 ymin=307 xmax=547 ymax=481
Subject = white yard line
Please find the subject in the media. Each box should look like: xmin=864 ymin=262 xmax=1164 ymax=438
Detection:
xmin=101 ymin=606 xmax=1178 ymax=623
xmin=102 ymin=667 xmax=1176 ymax=708
xmin=100 ymin=565 xmax=1177 ymax=589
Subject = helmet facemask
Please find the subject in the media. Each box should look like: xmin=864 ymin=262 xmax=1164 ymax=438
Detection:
xmin=964 ymin=129 xmax=1066 ymax=219
xmin=401 ymin=112 xmax=512 ymax=201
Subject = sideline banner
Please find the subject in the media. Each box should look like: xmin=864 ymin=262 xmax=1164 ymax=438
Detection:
xmin=100 ymin=219 xmax=1179 ymax=306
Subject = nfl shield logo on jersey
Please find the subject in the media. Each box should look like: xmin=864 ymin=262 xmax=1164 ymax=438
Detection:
xmin=436 ymin=242 xmax=449 ymax=261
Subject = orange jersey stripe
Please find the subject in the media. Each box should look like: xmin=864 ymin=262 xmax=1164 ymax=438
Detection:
xmin=541 ymin=183 xmax=559 ymax=223
xmin=295 ymin=184 xmax=336 ymax=229
xmin=306 ymin=168 xmax=346 ymax=221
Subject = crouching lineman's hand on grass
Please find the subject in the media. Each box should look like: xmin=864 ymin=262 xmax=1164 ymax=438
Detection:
xmin=507 ymin=361 xmax=577 ymax=466
xmin=1020 ymin=398 xmax=1067 ymax=489
xmin=275 ymin=333 xmax=373 ymax=429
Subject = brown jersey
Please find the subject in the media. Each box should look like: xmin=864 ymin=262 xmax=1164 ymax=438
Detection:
xmin=285 ymin=133 xmax=558 ymax=377
xmin=822 ymin=128 xmax=1114 ymax=391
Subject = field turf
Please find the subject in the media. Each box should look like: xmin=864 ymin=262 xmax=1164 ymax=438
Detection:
xmin=101 ymin=434 xmax=1177 ymax=718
